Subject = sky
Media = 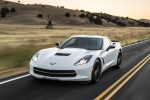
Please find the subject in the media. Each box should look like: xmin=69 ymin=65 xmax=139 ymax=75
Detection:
xmin=6 ymin=0 xmax=150 ymax=19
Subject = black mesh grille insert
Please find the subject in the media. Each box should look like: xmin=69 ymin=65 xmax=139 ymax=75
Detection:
xmin=55 ymin=53 xmax=71 ymax=56
xmin=33 ymin=67 xmax=76 ymax=77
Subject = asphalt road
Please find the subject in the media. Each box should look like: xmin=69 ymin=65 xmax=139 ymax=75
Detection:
xmin=0 ymin=40 xmax=150 ymax=100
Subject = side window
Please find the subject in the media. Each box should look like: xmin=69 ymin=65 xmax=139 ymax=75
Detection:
xmin=103 ymin=39 xmax=111 ymax=50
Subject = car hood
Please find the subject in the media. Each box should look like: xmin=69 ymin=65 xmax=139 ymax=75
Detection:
xmin=40 ymin=48 xmax=98 ymax=60
xmin=35 ymin=48 xmax=103 ymax=69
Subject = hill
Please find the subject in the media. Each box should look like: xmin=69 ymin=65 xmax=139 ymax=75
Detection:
xmin=0 ymin=0 xmax=150 ymax=27
xmin=139 ymin=19 xmax=150 ymax=23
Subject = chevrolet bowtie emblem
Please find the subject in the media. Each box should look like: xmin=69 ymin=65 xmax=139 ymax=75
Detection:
xmin=50 ymin=62 xmax=56 ymax=65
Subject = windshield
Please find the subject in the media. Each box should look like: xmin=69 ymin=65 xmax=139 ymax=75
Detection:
xmin=59 ymin=37 xmax=103 ymax=50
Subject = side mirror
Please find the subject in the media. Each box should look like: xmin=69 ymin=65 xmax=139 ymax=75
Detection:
xmin=106 ymin=45 xmax=115 ymax=51
xmin=55 ymin=42 xmax=60 ymax=47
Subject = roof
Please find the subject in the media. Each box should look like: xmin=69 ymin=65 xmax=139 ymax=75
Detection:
xmin=71 ymin=35 xmax=107 ymax=39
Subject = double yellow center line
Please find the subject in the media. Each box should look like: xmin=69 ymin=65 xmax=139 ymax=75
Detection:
xmin=95 ymin=54 xmax=150 ymax=100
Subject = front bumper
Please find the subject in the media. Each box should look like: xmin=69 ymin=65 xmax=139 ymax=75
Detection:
xmin=30 ymin=65 xmax=92 ymax=81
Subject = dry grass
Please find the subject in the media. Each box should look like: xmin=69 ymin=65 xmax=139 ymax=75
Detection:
xmin=0 ymin=24 xmax=150 ymax=71
xmin=0 ymin=24 xmax=149 ymax=48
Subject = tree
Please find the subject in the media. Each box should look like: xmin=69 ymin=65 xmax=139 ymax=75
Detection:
xmin=93 ymin=16 xmax=102 ymax=25
xmin=80 ymin=10 xmax=85 ymax=13
xmin=1 ymin=8 xmax=7 ymax=18
xmin=11 ymin=8 xmax=16 ymax=12
xmin=88 ymin=16 xmax=93 ymax=23
xmin=65 ymin=13 xmax=70 ymax=17
xmin=37 ymin=14 xmax=43 ymax=18
xmin=79 ymin=13 xmax=86 ymax=18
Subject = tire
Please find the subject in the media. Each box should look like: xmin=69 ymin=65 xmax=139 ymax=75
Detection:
xmin=113 ymin=51 xmax=122 ymax=69
xmin=91 ymin=59 xmax=101 ymax=84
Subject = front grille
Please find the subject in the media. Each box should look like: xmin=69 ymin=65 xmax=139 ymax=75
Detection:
xmin=33 ymin=67 xmax=76 ymax=77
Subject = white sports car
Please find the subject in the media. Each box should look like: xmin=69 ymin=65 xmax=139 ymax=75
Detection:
xmin=30 ymin=35 xmax=122 ymax=83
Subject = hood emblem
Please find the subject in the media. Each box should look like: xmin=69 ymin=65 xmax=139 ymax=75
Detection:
xmin=50 ymin=62 xmax=56 ymax=65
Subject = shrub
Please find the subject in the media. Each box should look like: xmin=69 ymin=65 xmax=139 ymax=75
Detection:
xmin=80 ymin=10 xmax=85 ymax=13
xmin=79 ymin=13 xmax=86 ymax=18
xmin=129 ymin=22 xmax=134 ymax=25
xmin=42 ymin=5 xmax=45 ymax=8
xmin=86 ymin=12 xmax=90 ymax=17
xmin=65 ymin=13 xmax=70 ymax=17
xmin=93 ymin=16 xmax=102 ymax=25
xmin=117 ymin=21 xmax=126 ymax=26
xmin=37 ymin=14 xmax=43 ymax=18
xmin=11 ymin=8 xmax=16 ymax=12
xmin=88 ymin=16 xmax=93 ymax=23
xmin=88 ymin=14 xmax=102 ymax=25
xmin=109 ymin=15 xmax=112 ymax=17
xmin=138 ymin=22 xmax=150 ymax=27
xmin=1 ymin=8 xmax=7 ymax=18
xmin=60 ymin=6 xmax=64 ymax=8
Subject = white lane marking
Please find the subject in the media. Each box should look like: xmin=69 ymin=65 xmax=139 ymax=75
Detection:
xmin=0 ymin=39 xmax=149 ymax=85
xmin=0 ymin=74 xmax=30 ymax=85
xmin=123 ymin=39 xmax=150 ymax=48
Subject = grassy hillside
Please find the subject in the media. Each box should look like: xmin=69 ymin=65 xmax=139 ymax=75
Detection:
xmin=0 ymin=0 xmax=89 ymax=25
xmin=0 ymin=0 xmax=150 ymax=27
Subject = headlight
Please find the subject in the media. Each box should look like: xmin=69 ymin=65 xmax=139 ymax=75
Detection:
xmin=75 ymin=55 xmax=93 ymax=66
xmin=32 ymin=52 xmax=39 ymax=62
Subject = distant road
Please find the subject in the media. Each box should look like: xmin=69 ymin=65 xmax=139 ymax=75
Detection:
xmin=0 ymin=40 xmax=150 ymax=100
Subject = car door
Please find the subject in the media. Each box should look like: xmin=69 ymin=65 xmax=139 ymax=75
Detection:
xmin=101 ymin=38 xmax=116 ymax=71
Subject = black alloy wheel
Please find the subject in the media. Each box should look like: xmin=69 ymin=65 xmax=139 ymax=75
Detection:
xmin=91 ymin=59 xmax=101 ymax=84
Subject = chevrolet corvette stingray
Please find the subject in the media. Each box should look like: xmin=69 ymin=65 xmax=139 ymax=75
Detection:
xmin=30 ymin=35 xmax=122 ymax=83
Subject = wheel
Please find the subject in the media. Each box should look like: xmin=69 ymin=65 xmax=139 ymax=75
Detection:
xmin=91 ymin=59 xmax=101 ymax=84
xmin=113 ymin=51 xmax=122 ymax=69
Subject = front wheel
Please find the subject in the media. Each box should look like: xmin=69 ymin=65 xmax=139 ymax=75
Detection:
xmin=113 ymin=51 xmax=122 ymax=69
xmin=91 ymin=59 xmax=101 ymax=84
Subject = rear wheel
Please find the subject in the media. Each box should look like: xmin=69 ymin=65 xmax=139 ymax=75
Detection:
xmin=91 ymin=59 xmax=101 ymax=84
xmin=113 ymin=51 xmax=122 ymax=69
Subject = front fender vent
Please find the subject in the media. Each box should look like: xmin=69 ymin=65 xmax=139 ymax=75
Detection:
xmin=55 ymin=53 xmax=71 ymax=56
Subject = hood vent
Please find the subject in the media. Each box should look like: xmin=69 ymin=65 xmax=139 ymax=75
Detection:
xmin=55 ymin=53 xmax=71 ymax=56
